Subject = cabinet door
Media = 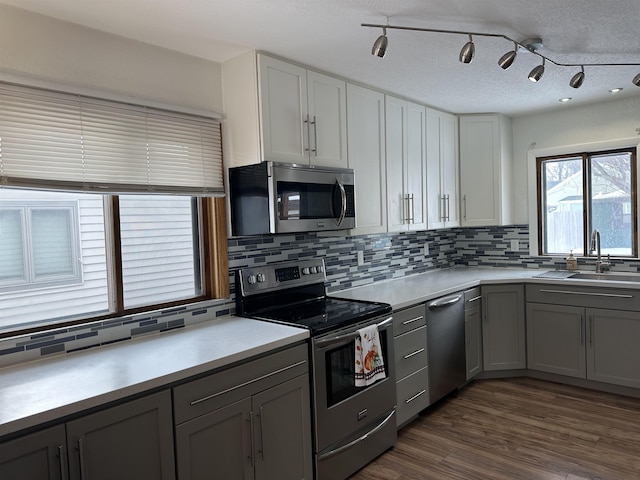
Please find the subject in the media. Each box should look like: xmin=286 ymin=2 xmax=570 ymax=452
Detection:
xmin=0 ymin=425 xmax=67 ymax=480
xmin=258 ymin=55 xmax=308 ymax=164
xmin=482 ymin=285 xmax=526 ymax=370
xmin=526 ymin=303 xmax=586 ymax=378
xmin=465 ymin=302 xmax=483 ymax=380
xmin=587 ymin=308 xmax=640 ymax=389
xmin=346 ymin=83 xmax=387 ymax=234
xmin=426 ymin=108 xmax=458 ymax=229
xmin=385 ymin=96 xmax=408 ymax=232
xmin=459 ymin=114 xmax=511 ymax=226
xmin=175 ymin=397 xmax=254 ymax=480
xmin=253 ymin=375 xmax=313 ymax=480
xmin=406 ymin=102 xmax=427 ymax=230
xmin=306 ymin=71 xmax=347 ymax=168
xmin=66 ymin=391 xmax=175 ymax=480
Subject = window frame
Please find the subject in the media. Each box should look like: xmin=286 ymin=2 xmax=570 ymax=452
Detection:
xmin=536 ymin=147 xmax=638 ymax=258
xmin=0 ymin=195 xmax=228 ymax=339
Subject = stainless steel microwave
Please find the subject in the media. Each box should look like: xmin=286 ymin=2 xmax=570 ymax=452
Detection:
xmin=229 ymin=162 xmax=356 ymax=235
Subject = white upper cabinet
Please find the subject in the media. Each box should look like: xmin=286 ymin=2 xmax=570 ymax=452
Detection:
xmin=385 ymin=96 xmax=427 ymax=232
xmin=258 ymin=55 xmax=348 ymax=167
xmin=346 ymin=83 xmax=387 ymax=235
xmin=426 ymin=108 xmax=459 ymax=229
xmin=459 ymin=114 xmax=513 ymax=226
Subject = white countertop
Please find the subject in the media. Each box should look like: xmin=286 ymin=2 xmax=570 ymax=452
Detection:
xmin=335 ymin=266 xmax=640 ymax=310
xmin=0 ymin=316 xmax=309 ymax=438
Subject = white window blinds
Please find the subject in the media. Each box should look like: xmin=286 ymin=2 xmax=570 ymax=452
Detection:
xmin=0 ymin=82 xmax=224 ymax=195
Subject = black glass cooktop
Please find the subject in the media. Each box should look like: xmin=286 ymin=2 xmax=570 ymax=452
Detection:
xmin=254 ymin=296 xmax=391 ymax=335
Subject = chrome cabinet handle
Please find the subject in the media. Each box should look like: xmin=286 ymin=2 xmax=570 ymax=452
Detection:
xmin=257 ymin=406 xmax=265 ymax=461
xmin=440 ymin=195 xmax=446 ymax=221
xmin=467 ymin=295 xmax=482 ymax=303
xmin=463 ymin=194 xmax=467 ymax=220
xmin=409 ymin=194 xmax=415 ymax=223
xmin=248 ymin=412 xmax=255 ymax=468
xmin=539 ymin=289 xmax=633 ymax=299
xmin=58 ymin=445 xmax=65 ymax=480
xmin=303 ymin=114 xmax=311 ymax=154
xmin=318 ymin=409 xmax=395 ymax=460
xmin=311 ymin=115 xmax=317 ymax=154
xmin=402 ymin=316 xmax=423 ymax=325
xmin=76 ymin=439 xmax=86 ymax=480
xmin=403 ymin=194 xmax=411 ymax=223
xmin=445 ymin=194 xmax=451 ymax=221
xmin=405 ymin=389 xmax=426 ymax=404
xmin=403 ymin=348 xmax=425 ymax=359
xmin=190 ymin=360 xmax=307 ymax=406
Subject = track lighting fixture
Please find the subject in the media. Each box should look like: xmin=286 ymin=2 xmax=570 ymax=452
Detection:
xmin=459 ymin=34 xmax=475 ymax=64
xmin=570 ymin=66 xmax=585 ymax=89
xmin=371 ymin=27 xmax=388 ymax=58
xmin=498 ymin=42 xmax=518 ymax=70
xmin=364 ymin=21 xmax=640 ymax=91
xmin=528 ymin=58 xmax=546 ymax=82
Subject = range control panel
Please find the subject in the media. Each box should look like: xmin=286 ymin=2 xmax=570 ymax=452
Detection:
xmin=238 ymin=259 xmax=326 ymax=296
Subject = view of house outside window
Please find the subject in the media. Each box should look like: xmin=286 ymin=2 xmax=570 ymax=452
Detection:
xmin=539 ymin=148 xmax=635 ymax=257
xmin=0 ymin=189 xmax=201 ymax=332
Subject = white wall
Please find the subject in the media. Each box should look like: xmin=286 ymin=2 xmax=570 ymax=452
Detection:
xmin=512 ymin=96 xmax=640 ymax=224
xmin=0 ymin=3 xmax=223 ymax=114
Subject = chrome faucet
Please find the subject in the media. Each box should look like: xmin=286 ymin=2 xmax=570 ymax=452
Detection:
xmin=590 ymin=229 xmax=611 ymax=273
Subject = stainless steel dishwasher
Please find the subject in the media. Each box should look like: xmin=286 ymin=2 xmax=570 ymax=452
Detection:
xmin=426 ymin=292 xmax=466 ymax=405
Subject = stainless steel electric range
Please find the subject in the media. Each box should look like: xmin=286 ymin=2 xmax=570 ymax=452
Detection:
xmin=236 ymin=259 xmax=397 ymax=480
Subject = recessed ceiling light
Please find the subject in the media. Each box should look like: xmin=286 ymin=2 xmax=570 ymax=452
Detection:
xmin=609 ymin=87 xmax=624 ymax=93
xmin=559 ymin=97 xmax=572 ymax=103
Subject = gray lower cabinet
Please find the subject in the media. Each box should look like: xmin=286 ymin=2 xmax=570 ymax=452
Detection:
xmin=481 ymin=284 xmax=526 ymax=371
xmin=526 ymin=303 xmax=586 ymax=378
xmin=464 ymin=287 xmax=483 ymax=380
xmin=173 ymin=343 xmax=313 ymax=480
xmin=0 ymin=391 xmax=175 ymax=480
xmin=392 ymin=304 xmax=429 ymax=428
xmin=0 ymin=425 xmax=67 ymax=480
xmin=526 ymin=285 xmax=640 ymax=389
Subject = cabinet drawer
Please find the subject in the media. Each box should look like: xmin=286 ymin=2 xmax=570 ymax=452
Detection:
xmin=396 ymin=367 xmax=429 ymax=427
xmin=173 ymin=343 xmax=309 ymax=424
xmin=394 ymin=325 xmax=427 ymax=380
xmin=393 ymin=304 xmax=426 ymax=336
xmin=526 ymin=284 xmax=640 ymax=311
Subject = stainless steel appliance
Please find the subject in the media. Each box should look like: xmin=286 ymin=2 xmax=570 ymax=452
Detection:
xmin=426 ymin=293 xmax=466 ymax=405
xmin=229 ymin=162 xmax=356 ymax=236
xmin=236 ymin=259 xmax=396 ymax=480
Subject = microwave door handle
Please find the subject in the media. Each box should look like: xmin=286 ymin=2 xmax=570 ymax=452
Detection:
xmin=335 ymin=177 xmax=347 ymax=226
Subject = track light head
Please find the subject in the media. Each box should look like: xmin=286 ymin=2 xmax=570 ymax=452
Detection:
xmin=498 ymin=43 xmax=518 ymax=70
xmin=459 ymin=34 xmax=475 ymax=64
xmin=633 ymin=73 xmax=640 ymax=87
xmin=371 ymin=27 xmax=388 ymax=58
xmin=570 ymin=66 xmax=585 ymax=89
xmin=528 ymin=58 xmax=546 ymax=82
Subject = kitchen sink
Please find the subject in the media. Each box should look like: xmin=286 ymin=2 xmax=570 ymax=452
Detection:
xmin=570 ymin=272 xmax=640 ymax=282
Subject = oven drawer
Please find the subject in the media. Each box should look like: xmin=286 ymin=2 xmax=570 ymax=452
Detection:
xmin=394 ymin=325 xmax=427 ymax=380
xmin=396 ymin=366 xmax=429 ymax=427
xmin=173 ymin=343 xmax=309 ymax=424
xmin=393 ymin=304 xmax=426 ymax=336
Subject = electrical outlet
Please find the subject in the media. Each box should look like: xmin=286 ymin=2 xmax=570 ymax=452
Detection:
xmin=423 ymin=242 xmax=430 ymax=256
xmin=510 ymin=239 xmax=519 ymax=251
xmin=357 ymin=251 xmax=364 ymax=266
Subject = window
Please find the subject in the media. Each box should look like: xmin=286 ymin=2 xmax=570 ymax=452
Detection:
xmin=0 ymin=199 xmax=81 ymax=290
xmin=537 ymin=148 xmax=637 ymax=257
xmin=0 ymin=82 xmax=228 ymax=336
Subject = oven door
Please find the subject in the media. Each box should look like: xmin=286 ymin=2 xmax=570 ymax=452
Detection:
xmin=270 ymin=163 xmax=355 ymax=233
xmin=312 ymin=315 xmax=396 ymax=452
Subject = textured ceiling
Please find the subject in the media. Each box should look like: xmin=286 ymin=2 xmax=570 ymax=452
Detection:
xmin=2 ymin=0 xmax=640 ymax=116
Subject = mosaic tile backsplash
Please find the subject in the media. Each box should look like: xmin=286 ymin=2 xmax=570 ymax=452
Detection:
xmin=3 ymin=224 xmax=640 ymax=367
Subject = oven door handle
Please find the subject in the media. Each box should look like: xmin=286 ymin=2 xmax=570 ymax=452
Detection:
xmin=317 ymin=409 xmax=395 ymax=461
xmin=314 ymin=316 xmax=393 ymax=347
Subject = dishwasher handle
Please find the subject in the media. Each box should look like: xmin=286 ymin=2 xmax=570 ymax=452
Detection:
xmin=428 ymin=294 xmax=462 ymax=309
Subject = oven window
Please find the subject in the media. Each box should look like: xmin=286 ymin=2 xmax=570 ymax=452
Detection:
xmin=325 ymin=333 xmax=389 ymax=407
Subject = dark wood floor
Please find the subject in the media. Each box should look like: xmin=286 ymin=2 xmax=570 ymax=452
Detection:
xmin=351 ymin=377 xmax=640 ymax=480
